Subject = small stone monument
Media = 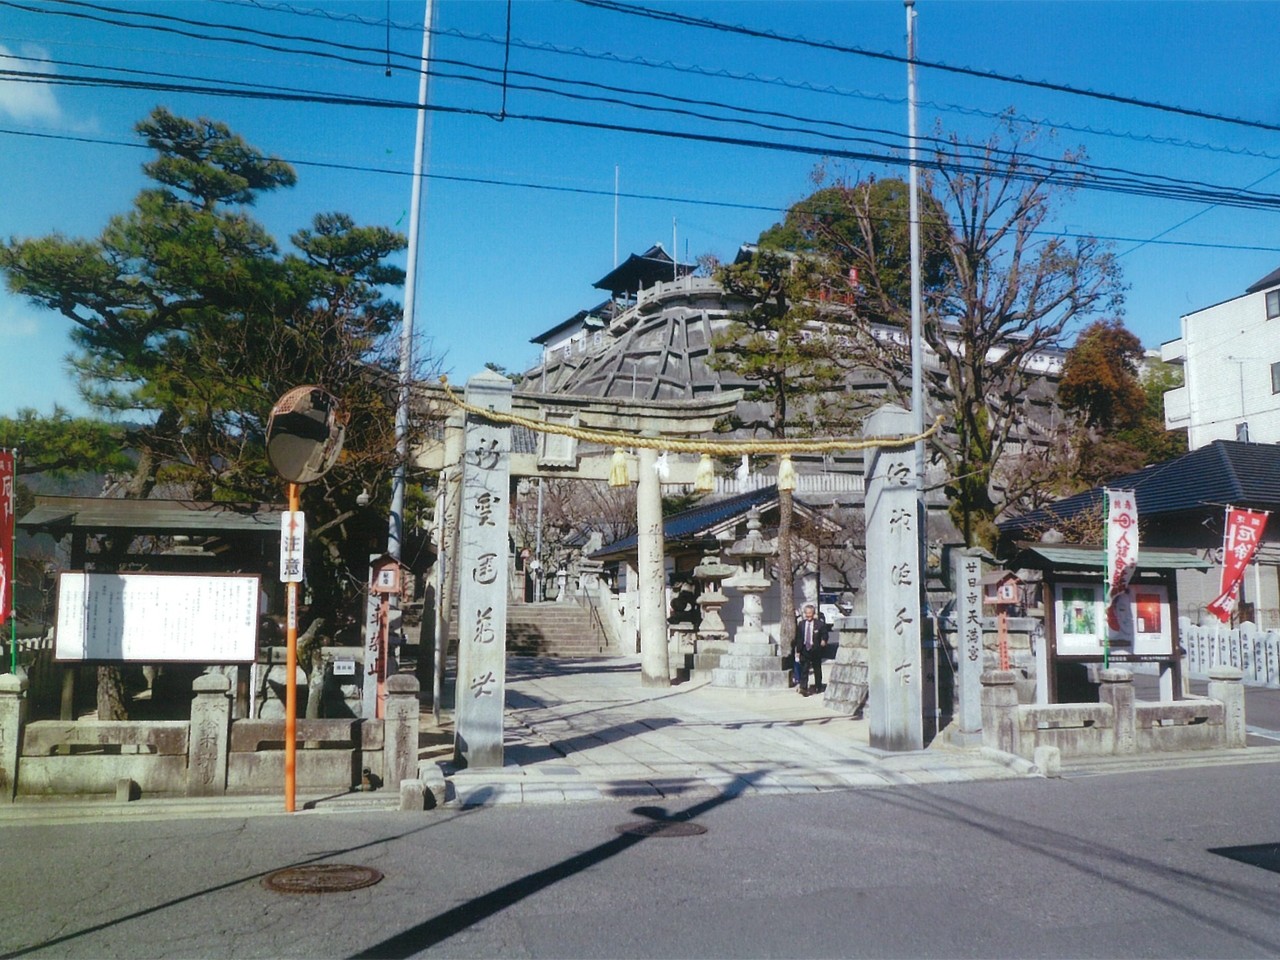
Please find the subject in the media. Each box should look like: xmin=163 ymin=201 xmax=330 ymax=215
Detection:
xmin=712 ymin=508 xmax=787 ymax=689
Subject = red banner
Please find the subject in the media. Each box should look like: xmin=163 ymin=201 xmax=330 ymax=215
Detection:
xmin=1206 ymin=507 xmax=1269 ymax=623
xmin=0 ymin=450 xmax=13 ymax=624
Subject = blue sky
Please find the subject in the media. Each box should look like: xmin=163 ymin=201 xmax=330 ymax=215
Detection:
xmin=3 ymin=0 xmax=1280 ymax=419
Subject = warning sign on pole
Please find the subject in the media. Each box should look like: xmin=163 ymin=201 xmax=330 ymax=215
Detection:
xmin=280 ymin=511 xmax=305 ymax=583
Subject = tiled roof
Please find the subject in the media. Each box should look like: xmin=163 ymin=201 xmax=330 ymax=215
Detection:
xmin=1000 ymin=440 xmax=1280 ymax=537
xmin=592 ymin=484 xmax=788 ymax=559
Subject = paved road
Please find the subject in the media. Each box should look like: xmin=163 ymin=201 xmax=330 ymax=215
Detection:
xmin=4 ymin=759 xmax=1280 ymax=959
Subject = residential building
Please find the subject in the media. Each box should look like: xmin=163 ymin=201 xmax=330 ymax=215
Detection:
xmin=1162 ymin=267 xmax=1280 ymax=447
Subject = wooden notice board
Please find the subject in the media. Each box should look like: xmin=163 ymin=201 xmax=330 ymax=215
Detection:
xmin=55 ymin=572 xmax=259 ymax=662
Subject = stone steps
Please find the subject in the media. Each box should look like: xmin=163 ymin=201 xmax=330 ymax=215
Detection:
xmin=505 ymin=602 xmax=609 ymax=657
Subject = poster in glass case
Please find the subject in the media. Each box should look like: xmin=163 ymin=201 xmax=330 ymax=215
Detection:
xmin=1054 ymin=581 xmax=1173 ymax=658
xmin=1056 ymin=582 xmax=1104 ymax=655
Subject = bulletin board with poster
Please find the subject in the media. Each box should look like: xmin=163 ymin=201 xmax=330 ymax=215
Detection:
xmin=1055 ymin=582 xmax=1105 ymax=656
xmin=1110 ymin=584 xmax=1173 ymax=657
xmin=1053 ymin=581 xmax=1174 ymax=658
xmin=1013 ymin=542 xmax=1209 ymax=704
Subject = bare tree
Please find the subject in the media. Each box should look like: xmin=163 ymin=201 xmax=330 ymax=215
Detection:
xmin=783 ymin=122 xmax=1125 ymax=547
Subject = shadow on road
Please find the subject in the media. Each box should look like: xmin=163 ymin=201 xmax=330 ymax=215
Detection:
xmin=347 ymin=774 xmax=762 ymax=959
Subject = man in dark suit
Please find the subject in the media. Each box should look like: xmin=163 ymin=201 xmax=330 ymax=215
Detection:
xmin=790 ymin=603 xmax=830 ymax=696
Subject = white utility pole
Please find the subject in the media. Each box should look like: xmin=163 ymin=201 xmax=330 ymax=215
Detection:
xmin=906 ymin=0 xmax=925 ymax=479
xmin=906 ymin=0 xmax=937 ymax=737
xmin=389 ymin=0 xmax=436 ymax=559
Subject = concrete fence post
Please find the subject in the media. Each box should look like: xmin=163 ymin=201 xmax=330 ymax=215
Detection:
xmin=0 ymin=673 xmax=28 ymax=802
xmin=1208 ymin=666 xmax=1247 ymax=749
xmin=384 ymin=674 xmax=421 ymax=788
xmin=1098 ymin=668 xmax=1135 ymax=754
xmin=187 ymin=673 xmax=231 ymax=797
xmin=980 ymin=670 xmax=1020 ymax=756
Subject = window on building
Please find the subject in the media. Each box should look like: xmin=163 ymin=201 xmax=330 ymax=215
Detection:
xmin=1267 ymin=289 xmax=1280 ymax=319
xmin=1272 ymin=359 xmax=1280 ymax=394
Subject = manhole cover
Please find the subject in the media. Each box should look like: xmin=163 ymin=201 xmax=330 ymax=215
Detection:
xmin=262 ymin=864 xmax=384 ymax=893
xmin=616 ymin=820 xmax=707 ymax=838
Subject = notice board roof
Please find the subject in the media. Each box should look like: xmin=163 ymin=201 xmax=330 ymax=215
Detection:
xmin=1011 ymin=542 xmax=1212 ymax=573
xmin=19 ymin=496 xmax=281 ymax=537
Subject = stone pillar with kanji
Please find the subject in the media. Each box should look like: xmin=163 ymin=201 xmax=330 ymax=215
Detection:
xmin=864 ymin=405 xmax=924 ymax=752
xmin=453 ymin=371 xmax=513 ymax=768
xmin=952 ymin=549 xmax=985 ymax=747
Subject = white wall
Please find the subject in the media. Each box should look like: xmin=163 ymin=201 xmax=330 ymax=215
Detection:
xmin=1164 ymin=288 xmax=1280 ymax=448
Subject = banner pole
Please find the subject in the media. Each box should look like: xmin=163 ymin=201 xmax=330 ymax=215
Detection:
xmin=7 ymin=448 xmax=15 ymax=675
xmin=1102 ymin=490 xmax=1111 ymax=669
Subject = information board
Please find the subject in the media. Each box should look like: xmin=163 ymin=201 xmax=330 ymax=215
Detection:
xmin=1054 ymin=580 xmax=1173 ymax=658
xmin=55 ymin=572 xmax=259 ymax=662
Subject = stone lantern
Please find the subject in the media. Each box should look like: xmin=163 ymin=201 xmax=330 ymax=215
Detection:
xmin=688 ymin=533 xmax=735 ymax=679
xmin=713 ymin=507 xmax=787 ymax=689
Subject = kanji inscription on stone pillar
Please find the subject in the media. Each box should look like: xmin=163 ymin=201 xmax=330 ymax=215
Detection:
xmin=453 ymin=371 xmax=513 ymax=769
xmin=864 ymin=405 xmax=924 ymax=752
xmin=954 ymin=550 xmax=985 ymax=742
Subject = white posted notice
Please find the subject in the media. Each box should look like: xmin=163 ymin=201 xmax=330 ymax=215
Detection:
xmin=56 ymin=572 xmax=259 ymax=662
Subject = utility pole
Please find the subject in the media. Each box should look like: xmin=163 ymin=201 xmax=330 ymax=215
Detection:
xmin=906 ymin=0 xmax=925 ymax=480
xmin=389 ymin=0 xmax=436 ymax=560
xmin=906 ymin=0 xmax=938 ymax=737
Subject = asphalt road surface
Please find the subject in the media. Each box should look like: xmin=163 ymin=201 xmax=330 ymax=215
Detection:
xmin=3 ymin=758 xmax=1280 ymax=959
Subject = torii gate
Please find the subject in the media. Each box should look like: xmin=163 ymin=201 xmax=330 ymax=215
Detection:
xmin=419 ymin=371 xmax=741 ymax=767
xmin=421 ymin=372 xmax=936 ymax=768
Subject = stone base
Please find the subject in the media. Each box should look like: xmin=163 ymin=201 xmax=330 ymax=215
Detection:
xmin=711 ymin=639 xmax=788 ymax=689
xmin=823 ymin=642 xmax=868 ymax=716
xmin=668 ymin=629 xmax=697 ymax=683
xmin=711 ymin=665 xmax=790 ymax=689
xmin=946 ymin=728 xmax=983 ymax=748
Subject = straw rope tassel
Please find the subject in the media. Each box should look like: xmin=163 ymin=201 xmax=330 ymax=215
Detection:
xmin=608 ymin=448 xmax=629 ymax=487
xmin=693 ymin=453 xmax=715 ymax=493
xmin=777 ymin=455 xmax=796 ymax=492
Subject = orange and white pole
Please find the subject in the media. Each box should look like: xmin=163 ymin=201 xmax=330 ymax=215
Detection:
xmin=285 ymin=482 xmax=300 ymax=812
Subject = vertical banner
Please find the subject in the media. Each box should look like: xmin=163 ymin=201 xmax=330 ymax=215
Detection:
xmin=1104 ymin=488 xmax=1139 ymax=632
xmin=1207 ymin=507 xmax=1270 ymax=623
xmin=0 ymin=449 xmax=14 ymax=626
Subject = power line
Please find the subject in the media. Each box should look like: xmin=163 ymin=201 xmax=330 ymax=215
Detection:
xmin=573 ymin=0 xmax=1280 ymax=136
xmin=5 ymin=124 xmax=1280 ymax=259
xmin=9 ymin=45 xmax=1280 ymax=219
xmin=7 ymin=64 xmax=1280 ymax=217
xmin=26 ymin=0 xmax=1280 ymax=164
xmin=18 ymin=0 xmax=1280 ymax=183
xmin=205 ymin=0 xmax=1280 ymax=168
xmin=8 ymin=96 xmax=1280 ymax=253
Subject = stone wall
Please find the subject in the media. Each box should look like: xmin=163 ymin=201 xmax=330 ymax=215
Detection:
xmin=980 ymin=666 xmax=1245 ymax=761
xmin=0 ymin=672 xmax=420 ymax=802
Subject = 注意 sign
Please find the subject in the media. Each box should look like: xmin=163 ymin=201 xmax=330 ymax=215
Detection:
xmin=1207 ymin=507 xmax=1270 ymax=623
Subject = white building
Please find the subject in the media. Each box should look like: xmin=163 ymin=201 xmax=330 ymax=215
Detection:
xmin=1163 ymin=267 xmax=1280 ymax=448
